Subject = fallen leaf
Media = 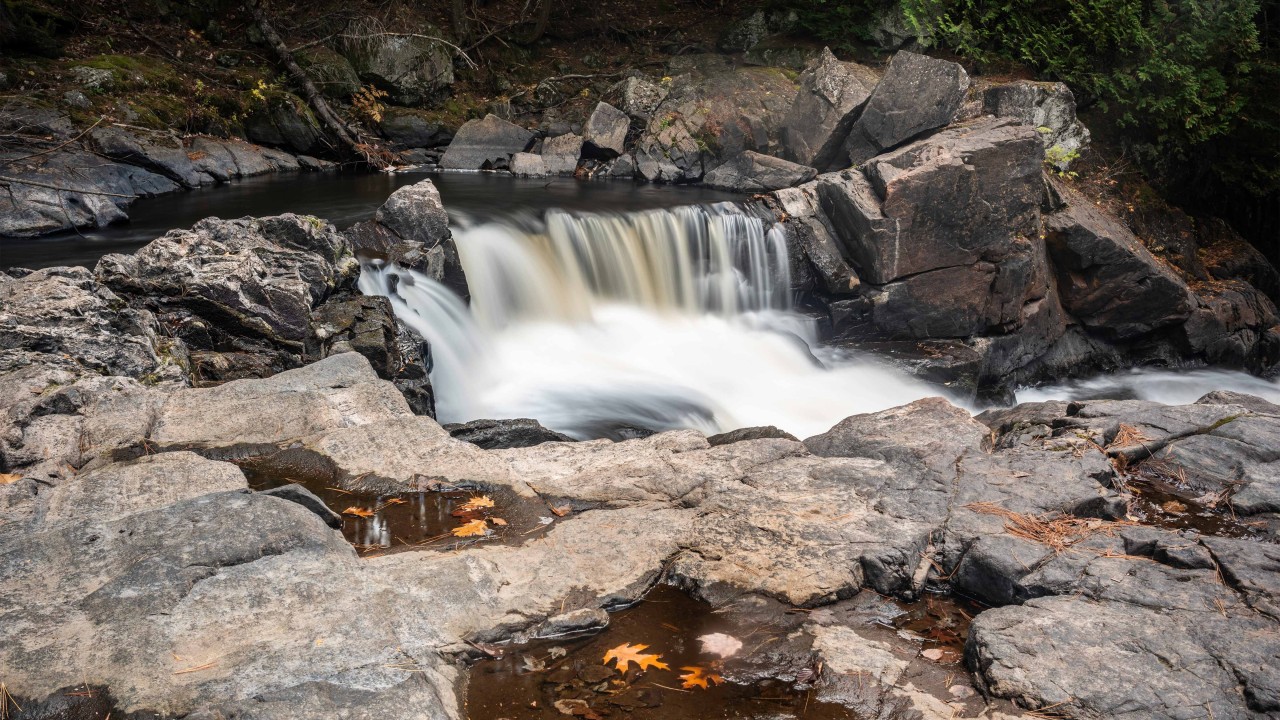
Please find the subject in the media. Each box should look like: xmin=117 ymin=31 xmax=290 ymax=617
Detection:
xmin=452 ymin=519 xmax=489 ymax=537
xmin=1161 ymin=500 xmax=1188 ymax=514
xmin=921 ymin=648 xmax=945 ymax=661
xmin=491 ymin=517 xmax=508 ymax=526
xmin=459 ymin=495 xmax=495 ymax=511
xmin=547 ymin=646 xmax=567 ymax=659
xmin=521 ymin=655 xmax=546 ymax=672
xmin=550 ymin=504 xmax=572 ymax=517
xmin=603 ymin=643 xmax=668 ymax=673
xmin=0 ymin=473 xmax=21 ymax=485
xmin=679 ymin=665 xmax=725 ymax=689
xmin=383 ymin=497 xmax=407 ymax=506
xmin=342 ymin=506 xmax=375 ymax=518
xmin=697 ymin=632 xmax=743 ymax=659
xmin=552 ymin=698 xmax=601 ymax=718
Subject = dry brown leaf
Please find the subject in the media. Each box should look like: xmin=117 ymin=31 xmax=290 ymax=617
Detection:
xmin=459 ymin=495 xmax=495 ymax=511
xmin=550 ymin=504 xmax=572 ymax=517
xmin=383 ymin=497 xmax=407 ymax=506
xmin=342 ymin=506 xmax=375 ymax=518
xmin=679 ymin=665 xmax=724 ymax=689
xmin=1161 ymin=500 xmax=1188 ymax=514
xmin=490 ymin=517 xmax=508 ymax=526
xmin=602 ymin=642 xmax=668 ymax=673
xmin=0 ymin=473 xmax=21 ymax=485
xmin=697 ymin=632 xmax=742 ymax=658
xmin=452 ymin=519 xmax=489 ymax=537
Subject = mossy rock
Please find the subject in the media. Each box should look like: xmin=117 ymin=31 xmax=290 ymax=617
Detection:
xmin=244 ymin=90 xmax=324 ymax=153
xmin=75 ymin=54 xmax=184 ymax=93
xmin=296 ymin=46 xmax=361 ymax=101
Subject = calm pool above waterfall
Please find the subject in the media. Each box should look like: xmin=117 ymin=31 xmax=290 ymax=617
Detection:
xmin=5 ymin=171 xmax=1277 ymax=438
xmin=2 ymin=171 xmax=740 ymax=270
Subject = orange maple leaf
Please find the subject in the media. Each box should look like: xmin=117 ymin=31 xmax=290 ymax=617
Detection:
xmin=459 ymin=495 xmax=495 ymax=511
xmin=452 ymin=519 xmax=489 ymax=537
xmin=679 ymin=665 xmax=725 ymax=689
xmin=342 ymin=506 xmax=375 ymax=518
xmin=602 ymin=643 xmax=668 ymax=673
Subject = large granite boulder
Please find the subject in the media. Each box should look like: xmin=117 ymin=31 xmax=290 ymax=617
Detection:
xmin=541 ymin=132 xmax=583 ymax=174
xmin=818 ymin=118 xmax=1051 ymax=341
xmin=244 ymin=92 xmax=326 ymax=154
xmin=840 ymin=51 xmax=969 ymax=167
xmin=582 ymin=102 xmax=629 ymax=159
xmin=341 ymin=25 xmax=454 ymax=106
xmin=985 ymin=80 xmax=1090 ymax=170
xmin=296 ymin=45 xmax=362 ymax=100
xmin=438 ymin=114 xmax=533 ymax=170
xmin=1043 ymin=188 xmax=1196 ymax=339
xmin=780 ymin=48 xmax=878 ymax=170
xmin=701 ymin=150 xmax=816 ymax=192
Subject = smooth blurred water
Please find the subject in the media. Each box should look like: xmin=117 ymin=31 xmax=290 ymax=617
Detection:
xmin=1017 ymin=368 xmax=1280 ymax=406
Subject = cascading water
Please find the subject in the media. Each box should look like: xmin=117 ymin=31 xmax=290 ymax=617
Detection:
xmin=360 ymin=202 xmax=944 ymax=439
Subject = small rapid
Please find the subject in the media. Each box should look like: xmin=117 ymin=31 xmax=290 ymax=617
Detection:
xmin=360 ymin=203 xmax=942 ymax=439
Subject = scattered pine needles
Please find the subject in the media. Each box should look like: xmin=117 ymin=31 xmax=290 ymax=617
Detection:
xmin=966 ymin=502 xmax=1131 ymax=552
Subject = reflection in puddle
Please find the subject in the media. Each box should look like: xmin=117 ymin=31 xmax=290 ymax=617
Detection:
xmin=468 ymin=585 xmax=862 ymax=719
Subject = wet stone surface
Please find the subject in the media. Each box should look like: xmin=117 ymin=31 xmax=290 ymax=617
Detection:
xmin=1122 ymin=463 xmax=1271 ymax=540
xmin=465 ymin=584 xmax=861 ymax=720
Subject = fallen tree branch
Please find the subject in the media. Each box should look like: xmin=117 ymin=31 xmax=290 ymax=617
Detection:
xmin=0 ymin=117 xmax=105 ymax=167
xmin=247 ymin=0 xmax=393 ymax=171
xmin=339 ymin=32 xmax=478 ymax=70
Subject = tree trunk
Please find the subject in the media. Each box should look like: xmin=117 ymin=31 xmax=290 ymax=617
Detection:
xmin=521 ymin=0 xmax=553 ymax=44
xmin=247 ymin=0 xmax=392 ymax=170
xmin=451 ymin=0 xmax=472 ymax=42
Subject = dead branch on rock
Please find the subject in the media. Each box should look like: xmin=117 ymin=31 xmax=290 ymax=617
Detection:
xmin=247 ymin=0 xmax=393 ymax=171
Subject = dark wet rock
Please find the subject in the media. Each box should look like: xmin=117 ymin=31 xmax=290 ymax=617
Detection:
xmin=701 ymin=150 xmax=816 ymax=192
xmin=96 ymin=215 xmax=357 ymax=379
xmin=509 ymin=151 xmax=547 ymax=177
xmin=439 ymin=114 xmax=533 ymax=170
xmin=766 ymin=180 xmax=861 ymax=296
xmin=541 ymin=132 xmax=583 ymax=174
xmin=0 ymin=148 xmax=160 ymax=236
xmin=1181 ymin=279 xmax=1280 ymax=369
xmin=297 ymin=45 xmax=362 ymax=100
xmin=608 ymin=153 xmax=637 ymax=178
xmin=840 ymin=51 xmax=969 ymax=166
xmin=297 ymin=154 xmax=337 ymax=172
xmin=90 ymin=126 xmax=203 ymax=189
xmin=244 ymin=92 xmax=326 ymax=154
xmin=635 ymin=66 xmax=798 ymax=183
xmin=582 ymin=102 xmax=629 ymax=159
xmin=310 ymin=294 xmax=433 ymax=414
xmin=261 ymin=482 xmax=344 ymax=528
xmin=1200 ymin=217 xmax=1280 ymax=305
xmin=378 ymin=106 xmax=453 ymax=149
xmin=984 ymin=80 xmax=1090 ymax=170
xmin=443 ymin=418 xmax=574 ymax=449
xmin=1044 ymin=190 xmax=1196 ymax=339
xmin=341 ymin=26 xmax=454 ymax=106
xmin=818 ymin=118 xmax=1054 ymax=346
xmin=345 ymin=179 xmax=468 ymax=298
xmin=707 ymin=425 xmax=799 ymax=446
xmin=780 ymin=48 xmax=877 ymax=170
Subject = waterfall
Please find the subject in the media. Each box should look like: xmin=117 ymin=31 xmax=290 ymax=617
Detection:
xmin=361 ymin=202 xmax=944 ymax=439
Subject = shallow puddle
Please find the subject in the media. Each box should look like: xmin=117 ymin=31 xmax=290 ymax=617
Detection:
xmin=1123 ymin=471 xmax=1268 ymax=539
xmin=888 ymin=592 xmax=982 ymax=665
xmin=243 ymin=467 xmax=554 ymax=556
xmin=466 ymin=584 xmax=867 ymax=720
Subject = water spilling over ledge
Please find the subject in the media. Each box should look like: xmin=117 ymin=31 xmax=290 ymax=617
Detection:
xmin=361 ymin=202 xmax=947 ymax=439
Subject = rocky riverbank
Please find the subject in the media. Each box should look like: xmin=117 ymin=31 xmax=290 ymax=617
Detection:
xmin=3 ymin=176 xmax=1280 ymax=719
